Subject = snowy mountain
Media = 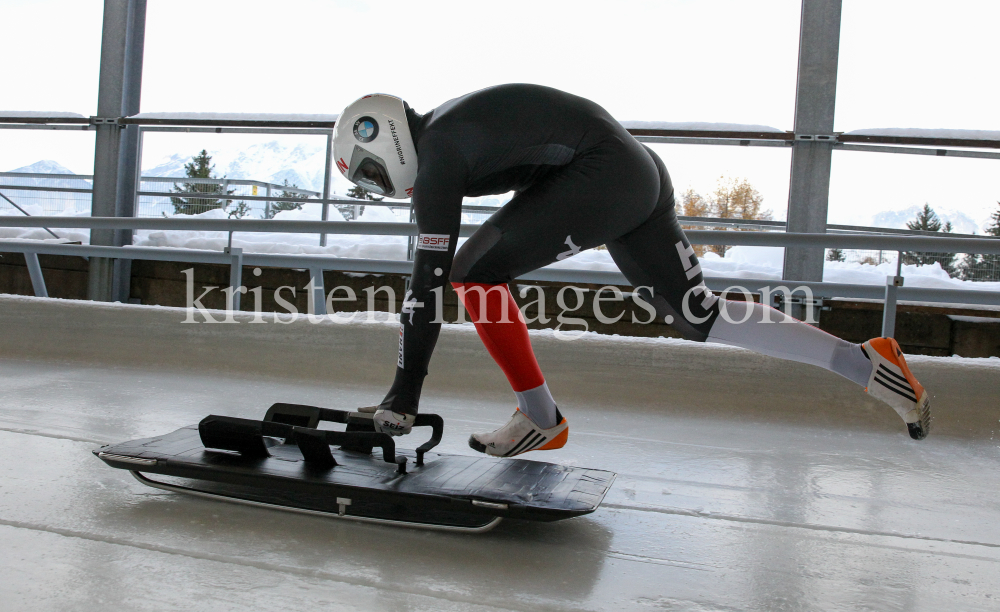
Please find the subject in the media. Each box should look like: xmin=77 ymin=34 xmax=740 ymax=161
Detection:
xmin=1 ymin=160 xmax=92 ymax=215
xmin=870 ymin=205 xmax=982 ymax=235
xmin=143 ymin=140 xmax=334 ymax=193
xmin=21 ymin=155 xmax=983 ymax=236
xmin=5 ymin=160 xmax=91 ymax=185
xmin=139 ymin=139 xmax=516 ymax=211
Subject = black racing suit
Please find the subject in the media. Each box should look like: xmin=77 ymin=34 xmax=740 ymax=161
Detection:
xmin=380 ymin=84 xmax=720 ymax=415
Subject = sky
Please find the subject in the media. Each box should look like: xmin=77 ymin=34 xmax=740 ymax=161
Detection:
xmin=2 ymin=0 xmax=998 ymax=227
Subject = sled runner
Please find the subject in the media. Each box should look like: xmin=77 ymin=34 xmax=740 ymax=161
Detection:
xmin=94 ymin=403 xmax=616 ymax=533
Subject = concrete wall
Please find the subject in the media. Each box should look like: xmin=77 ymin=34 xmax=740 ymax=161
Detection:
xmin=1 ymin=295 xmax=996 ymax=440
xmin=3 ymin=255 xmax=999 ymax=356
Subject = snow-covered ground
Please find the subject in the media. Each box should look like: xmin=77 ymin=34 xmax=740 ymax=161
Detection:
xmin=3 ymin=203 xmax=998 ymax=292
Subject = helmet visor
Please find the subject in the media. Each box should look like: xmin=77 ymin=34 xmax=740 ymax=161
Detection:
xmin=348 ymin=145 xmax=395 ymax=197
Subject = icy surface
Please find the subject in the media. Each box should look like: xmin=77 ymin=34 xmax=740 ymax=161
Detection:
xmin=0 ymin=296 xmax=998 ymax=611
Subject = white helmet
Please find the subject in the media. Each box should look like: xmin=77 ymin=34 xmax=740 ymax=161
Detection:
xmin=333 ymin=94 xmax=418 ymax=199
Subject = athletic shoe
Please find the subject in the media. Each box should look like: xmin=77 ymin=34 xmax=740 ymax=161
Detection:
xmin=468 ymin=408 xmax=569 ymax=457
xmin=862 ymin=337 xmax=931 ymax=440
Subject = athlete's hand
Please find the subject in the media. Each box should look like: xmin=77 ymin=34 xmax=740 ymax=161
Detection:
xmin=372 ymin=408 xmax=415 ymax=436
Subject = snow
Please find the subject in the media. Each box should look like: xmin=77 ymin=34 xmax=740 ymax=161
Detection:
xmin=0 ymin=111 xmax=85 ymax=118
xmin=620 ymin=121 xmax=785 ymax=132
xmin=3 ymin=160 xmax=88 ymax=178
xmin=870 ymin=205 xmax=982 ymax=235
xmin=2 ymin=161 xmax=997 ymax=291
xmin=140 ymin=139 xmax=345 ymax=196
xmin=3 ymin=208 xmax=997 ymax=292
xmin=845 ymin=128 xmax=1000 ymax=141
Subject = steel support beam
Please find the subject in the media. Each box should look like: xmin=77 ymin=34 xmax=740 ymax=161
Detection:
xmin=783 ymin=0 xmax=842 ymax=290
xmin=25 ymin=253 xmax=49 ymax=298
xmin=88 ymin=0 xmax=146 ymax=302
xmin=320 ymin=130 xmax=333 ymax=247
xmin=308 ymin=267 xmax=328 ymax=316
xmin=112 ymin=0 xmax=146 ymax=303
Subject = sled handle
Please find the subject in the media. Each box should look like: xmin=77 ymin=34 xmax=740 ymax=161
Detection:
xmin=199 ymin=415 xmax=408 ymax=474
xmin=412 ymin=414 xmax=444 ymax=467
xmin=263 ymin=403 xmax=357 ymax=429
xmin=307 ymin=428 xmax=408 ymax=474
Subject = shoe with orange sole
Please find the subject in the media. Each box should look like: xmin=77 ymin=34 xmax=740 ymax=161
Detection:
xmin=862 ymin=337 xmax=932 ymax=440
xmin=468 ymin=408 xmax=569 ymax=457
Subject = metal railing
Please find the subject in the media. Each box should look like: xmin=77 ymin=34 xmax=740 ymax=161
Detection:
xmin=2 ymin=215 xmax=999 ymax=337
xmin=2 ymin=116 xmax=999 ymax=335
xmin=6 ymin=173 xmax=998 ymax=283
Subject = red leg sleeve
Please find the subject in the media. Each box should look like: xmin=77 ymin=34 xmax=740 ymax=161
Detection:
xmin=452 ymin=282 xmax=545 ymax=393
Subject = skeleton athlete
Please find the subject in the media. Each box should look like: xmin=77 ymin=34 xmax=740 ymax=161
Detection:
xmin=332 ymin=84 xmax=931 ymax=456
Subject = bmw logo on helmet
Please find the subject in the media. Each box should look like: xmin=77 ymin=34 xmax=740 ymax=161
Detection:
xmin=353 ymin=117 xmax=379 ymax=143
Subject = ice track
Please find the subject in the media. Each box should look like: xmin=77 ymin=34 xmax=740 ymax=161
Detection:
xmin=1 ymin=295 xmax=999 ymax=611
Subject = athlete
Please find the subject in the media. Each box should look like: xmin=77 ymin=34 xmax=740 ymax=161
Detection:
xmin=332 ymin=84 xmax=931 ymax=456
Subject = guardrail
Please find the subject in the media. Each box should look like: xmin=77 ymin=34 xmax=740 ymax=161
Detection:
xmin=3 ymin=115 xmax=998 ymax=336
xmin=2 ymin=171 xmax=989 ymax=238
xmin=2 ymin=216 xmax=998 ymax=337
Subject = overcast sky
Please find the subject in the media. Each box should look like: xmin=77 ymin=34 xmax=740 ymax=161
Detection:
xmin=3 ymin=0 xmax=998 ymax=227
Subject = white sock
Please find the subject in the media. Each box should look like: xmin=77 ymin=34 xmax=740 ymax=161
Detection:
xmin=514 ymin=382 xmax=559 ymax=429
xmin=707 ymin=300 xmax=872 ymax=388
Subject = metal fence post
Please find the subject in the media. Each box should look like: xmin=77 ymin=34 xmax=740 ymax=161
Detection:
xmin=133 ymin=127 xmax=145 ymax=215
xmin=320 ymin=129 xmax=333 ymax=247
xmin=88 ymin=0 xmax=147 ymax=302
xmin=265 ymin=184 xmax=272 ymax=219
xmin=113 ymin=122 xmax=145 ymax=302
xmin=225 ymin=246 xmax=244 ymax=311
xmin=782 ymin=0 xmax=843 ymax=319
xmin=881 ymin=251 xmax=905 ymax=337
xmin=25 ymin=252 xmax=49 ymax=298
xmin=308 ymin=266 xmax=327 ymax=316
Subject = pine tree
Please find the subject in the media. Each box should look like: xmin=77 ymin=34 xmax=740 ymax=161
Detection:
xmin=265 ymin=179 xmax=307 ymax=219
xmin=227 ymin=200 xmax=251 ymax=219
xmin=339 ymin=184 xmax=383 ymax=220
xmin=906 ymin=204 xmax=943 ymax=233
xmin=959 ymin=202 xmax=1000 ymax=281
xmin=901 ymin=204 xmax=956 ymax=276
xmin=170 ymin=150 xmax=234 ymax=215
xmin=826 ymin=248 xmax=846 ymax=262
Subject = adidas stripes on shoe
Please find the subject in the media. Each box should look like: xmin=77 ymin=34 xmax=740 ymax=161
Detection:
xmin=862 ymin=337 xmax=932 ymax=440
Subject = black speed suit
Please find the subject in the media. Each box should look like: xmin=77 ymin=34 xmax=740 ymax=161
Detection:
xmin=381 ymin=84 xmax=721 ymax=415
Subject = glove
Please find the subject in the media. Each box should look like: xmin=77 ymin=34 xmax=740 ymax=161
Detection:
xmin=372 ymin=408 xmax=415 ymax=436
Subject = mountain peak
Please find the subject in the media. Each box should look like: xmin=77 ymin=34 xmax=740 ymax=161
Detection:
xmin=7 ymin=160 xmax=79 ymax=174
xmin=871 ymin=205 xmax=983 ymax=235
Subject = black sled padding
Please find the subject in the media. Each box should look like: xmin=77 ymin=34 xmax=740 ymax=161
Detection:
xmin=199 ymin=415 xmax=272 ymax=459
xmin=294 ymin=428 xmax=338 ymax=469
